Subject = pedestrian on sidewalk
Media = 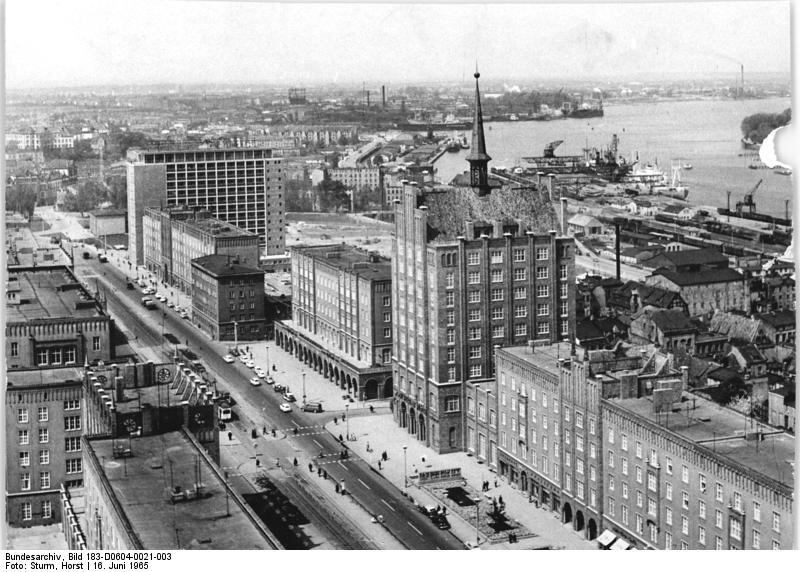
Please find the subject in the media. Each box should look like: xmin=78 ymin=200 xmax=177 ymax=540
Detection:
xmin=378 ymin=460 xmax=382 ymax=470
xmin=309 ymin=463 xmax=314 ymax=472
xmin=338 ymin=434 xmax=343 ymax=442
xmin=262 ymin=426 xmax=267 ymax=435
xmin=494 ymin=479 xmax=498 ymax=488
xmin=333 ymin=416 xmax=338 ymax=424
xmin=227 ymin=432 xmax=232 ymax=441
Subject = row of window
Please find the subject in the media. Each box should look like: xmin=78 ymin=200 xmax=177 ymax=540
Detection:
xmin=466 ymin=248 xmax=550 ymax=265
xmin=18 ymin=419 xmax=80 ymax=442
xmin=19 ymin=459 xmax=82 ymax=490
xmin=19 ymin=501 xmax=53 ymax=521
xmin=17 ymin=405 xmax=80 ymax=424
xmin=445 ymin=322 xmax=557 ymax=344
xmin=444 ymin=284 xmax=569 ymax=306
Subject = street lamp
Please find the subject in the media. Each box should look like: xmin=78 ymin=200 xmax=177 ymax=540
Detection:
xmin=403 ymin=445 xmax=408 ymax=488
xmin=345 ymin=403 xmax=349 ymax=440
xmin=302 ymin=371 xmax=306 ymax=406
xmin=473 ymin=497 xmax=482 ymax=546
xmin=233 ymin=321 xmax=239 ymax=352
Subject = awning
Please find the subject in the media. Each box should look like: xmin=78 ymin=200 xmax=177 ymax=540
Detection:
xmin=610 ymin=538 xmax=630 ymax=550
xmin=597 ymin=529 xmax=617 ymax=547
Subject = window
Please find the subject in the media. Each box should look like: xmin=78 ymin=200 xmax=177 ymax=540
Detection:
xmin=491 ymin=269 xmax=503 ymax=283
xmin=666 ymin=457 xmax=673 ymax=475
xmin=446 ymin=329 xmax=455 ymax=344
xmin=65 ymin=348 xmax=76 ymax=364
xmin=18 ymin=408 xmax=29 ymax=423
xmin=608 ymin=451 xmax=615 ymax=468
xmin=715 ymin=483 xmax=723 ymax=502
xmin=666 ymin=507 xmax=673 ymax=525
xmin=65 ymin=437 xmax=81 ymax=452
xmin=37 ymin=349 xmax=48 ymax=366
xmin=383 ymin=328 xmax=391 ymax=338
xmin=682 ymin=516 xmax=689 ymax=535
xmin=492 ymin=325 xmax=505 ymax=338
xmin=608 ymin=475 xmax=614 ymax=491
xmin=560 ymin=283 xmax=569 ymax=298
xmin=446 ymin=310 xmax=455 ymax=325
xmin=682 ymin=491 xmax=689 ymax=510
xmin=699 ymin=526 xmax=706 ymax=546
xmin=560 ymin=301 xmax=569 ymax=316
xmin=665 ymin=482 xmax=673 ymax=501
xmin=491 ymin=307 xmax=503 ymax=320
xmin=21 ymin=502 xmax=32 ymax=521
xmin=39 ymin=450 xmax=49 ymax=465
xmin=733 ymin=492 xmax=742 ymax=512
xmin=469 ymin=327 xmax=481 ymax=340
xmin=536 ymin=284 xmax=549 ymax=297
xmin=469 ymin=308 xmax=481 ymax=321
xmin=730 ymin=519 xmax=742 ymax=541
xmin=772 ymin=511 xmax=780 ymax=533
xmin=536 ymin=322 xmax=549 ymax=335
xmin=636 ymin=490 xmax=643 ymax=507
xmin=92 ymin=336 xmax=101 ymax=351
xmin=621 ymin=458 xmax=628 ymax=476
xmin=447 ymin=367 xmax=456 ymax=381
xmin=10 ymin=341 xmax=19 ymax=357
xmin=444 ymin=397 xmax=460 ymax=412
xmin=513 ymin=286 xmax=526 ymax=300
xmin=50 ymin=348 xmax=62 ymax=365
xmin=384 ymin=312 xmax=391 ymax=322
xmin=491 ymin=251 xmax=503 ymax=264
xmin=38 ymin=407 xmax=48 ymax=422
xmin=622 ymin=482 xmax=629 ymax=499
xmin=514 ymin=268 xmax=526 ymax=281
xmin=699 ymin=500 xmax=706 ymax=519
xmin=42 ymin=500 xmax=52 ymax=519
xmin=772 ymin=540 xmax=780 ymax=550
xmin=445 ymin=292 xmax=454 ymax=307
xmin=635 ymin=466 xmax=642 ymax=483
xmin=636 ymin=514 xmax=643 ymax=535
xmin=514 ymin=323 xmax=527 ymax=337
xmin=39 ymin=428 xmax=49 ymax=443
xmin=681 ymin=465 xmax=689 ymax=484
xmin=716 ymin=537 xmax=723 ymax=550
xmin=621 ymin=434 xmax=628 ymax=451
xmin=560 ymin=265 xmax=568 ymax=279
xmin=513 ymin=249 xmax=526 ymax=262
xmin=536 ymin=303 xmax=549 ymax=316
xmin=469 ymin=346 xmax=481 ymax=359
xmin=21 ymin=473 xmax=31 ymax=491
xmin=752 ymin=501 xmax=761 ymax=522
xmin=467 ymin=252 xmax=480 ymax=265
xmin=536 ymin=247 xmax=548 ymax=261
xmin=19 ymin=430 xmax=29 ymax=445
xmin=665 ymin=532 xmax=673 ymax=550
xmin=608 ymin=427 xmax=614 ymax=444
xmin=40 ymin=472 xmax=51 ymax=489
xmin=20 ymin=452 xmax=30 ymax=467
xmin=469 ymin=364 xmax=482 ymax=378
xmin=64 ymin=416 xmax=81 ymax=432
xmin=608 ymin=497 xmax=615 ymax=516
xmin=715 ymin=510 xmax=723 ymax=529
xmin=383 ymin=296 xmax=391 ymax=307
xmin=536 ymin=266 xmax=549 ymax=280
xmin=446 ymin=273 xmax=454 ymax=288
xmin=635 ymin=442 xmax=642 ymax=458
xmin=66 ymin=458 xmax=82 ymax=474
xmin=699 ymin=474 xmax=707 ymax=493
xmin=468 ymin=271 xmax=480 ymax=284
xmin=752 ymin=530 xmax=760 ymax=550
xmin=491 ymin=289 xmax=503 ymax=302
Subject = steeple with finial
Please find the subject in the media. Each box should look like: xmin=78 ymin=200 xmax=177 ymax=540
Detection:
xmin=466 ymin=64 xmax=492 ymax=196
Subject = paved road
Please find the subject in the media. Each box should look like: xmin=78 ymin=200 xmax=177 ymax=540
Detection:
xmin=75 ymin=251 xmax=463 ymax=550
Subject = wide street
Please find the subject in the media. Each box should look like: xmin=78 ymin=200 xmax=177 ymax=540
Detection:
xmin=71 ymin=246 xmax=463 ymax=550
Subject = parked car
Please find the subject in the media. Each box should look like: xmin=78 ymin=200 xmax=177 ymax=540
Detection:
xmin=167 ymin=301 xmax=175 ymax=309
xmin=249 ymin=377 xmax=261 ymax=386
xmin=245 ymin=360 xmax=256 ymax=369
xmin=265 ymin=377 xmax=275 ymax=385
xmin=273 ymin=384 xmax=285 ymax=393
xmin=82 ymin=251 xmax=91 ymax=259
xmin=256 ymin=370 xmax=267 ymax=379
xmin=432 ymin=515 xmax=451 ymax=530
xmin=279 ymin=403 xmax=292 ymax=413
xmin=283 ymin=392 xmax=296 ymax=403
xmin=126 ymin=282 xmax=135 ymax=290
xmin=302 ymin=402 xmax=323 ymax=413
xmin=223 ymin=354 xmax=235 ymax=363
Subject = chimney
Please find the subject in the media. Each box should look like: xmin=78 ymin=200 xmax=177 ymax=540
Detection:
xmin=493 ymin=221 xmax=504 ymax=238
xmin=560 ymin=198 xmax=568 ymax=235
xmin=465 ymin=221 xmax=475 ymax=239
xmin=382 ymin=85 xmax=386 ymax=109
xmin=546 ymin=174 xmax=555 ymax=201
xmin=680 ymin=365 xmax=689 ymax=391
xmin=114 ymin=376 xmax=125 ymax=402
xmin=614 ymin=220 xmax=622 ymax=281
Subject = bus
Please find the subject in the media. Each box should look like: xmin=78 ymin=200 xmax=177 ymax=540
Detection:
xmin=218 ymin=401 xmax=233 ymax=422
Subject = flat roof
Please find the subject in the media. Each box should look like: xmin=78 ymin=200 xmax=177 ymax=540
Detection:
xmin=6 ymin=269 xmax=106 ymax=323
xmin=192 ymin=254 xmax=263 ymax=278
xmin=610 ymin=394 xmax=795 ymax=488
xmin=186 ymin=217 xmax=257 ymax=238
xmin=85 ymin=431 xmax=277 ymax=550
xmin=498 ymin=342 xmax=582 ymax=377
xmin=292 ymin=244 xmax=392 ymax=281
xmin=6 ymin=367 xmax=85 ymax=389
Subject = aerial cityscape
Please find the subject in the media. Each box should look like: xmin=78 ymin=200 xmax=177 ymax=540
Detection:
xmin=3 ymin=0 xmax=795 ymax=554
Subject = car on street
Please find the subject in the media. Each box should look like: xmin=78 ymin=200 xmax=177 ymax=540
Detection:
xmin=82 ymin=252 xmax=91 ymax=259
xmin=167 ymin=301 xmax=175 ymax=309
xmin=256 ymin=370 xmax=267 ymax=379
xmin=163 ymin=333 xmax=180 ymax=345
xmin=279 ymin=403 xmax=292 ymax=413
xmin=283 ymin=392 xmax=296 ymax=403
xmin=249 ymin=377 xmax=261 ymax=386
xmin=238 ymin=354 xmax=248 ymax=363
xmin=126 ymin=282 xmax=135 ymax=290
xmin=156 ymin=294 xmax=167 ymax=302
xmin=302 ymin=402 xmax=323 ymax=413
xmin=265 ymin=377 xmax=275 ymax=385
xmin=273 ymin=384 xmax=285 ymax=393
xmin=222 ymin=354 xmax=235 ymax=363
xmin=180 ymin=310 xmax=189 ymax=319
xmin=245 ymin=360 xmax=256 ymax=369
xmin=432 ymin=515 xmax=451 ymax=530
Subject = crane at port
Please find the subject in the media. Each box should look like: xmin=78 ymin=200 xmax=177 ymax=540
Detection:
xmin=735 ymin=178 xmax=762 ymax=215
xmin=543 ymin=140 xmax=564 ymax=158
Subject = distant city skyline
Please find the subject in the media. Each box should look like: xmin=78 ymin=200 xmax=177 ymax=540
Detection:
xmin=6 ymin=0 xmax=792 ymax=88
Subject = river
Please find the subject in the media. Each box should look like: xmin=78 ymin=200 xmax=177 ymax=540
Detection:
xmin=433 ymin=97 xmax=793 ymax=219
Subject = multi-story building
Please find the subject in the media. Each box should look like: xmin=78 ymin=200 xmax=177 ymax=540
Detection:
xmin=271 ymin=124 xmax=358 ymax=147
xmin=88 ymin=209 xmax=127 ymax=238
xmin=274 ymin=244 xmax=393 ymax=401
xmin=391 ymin=71 xmax=576 ymax=454
xmin=6 ymin=368 xmax=84 ymax=527
xmin=191 ymin=254 xmax=266 ymax=342
xmin=143 ymin=207 xmax=260 ymax=295
xmin=6 ymin=267 xmax=114 ymax=371
xmin=127 ymin=147 xmax=284 ymax=266
xmin=493 ymin=341 xmax=795 ymax=549
xmin=645 ymin=268 xmax=749 ymax=318
xmin=327 ymin=167 xmax=383 ymax=192
xmin=5 ymin=130 xmax=41 ymax=150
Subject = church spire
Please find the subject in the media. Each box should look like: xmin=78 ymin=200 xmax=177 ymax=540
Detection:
xmin=466 ymin=67 xmax=491 ymax=196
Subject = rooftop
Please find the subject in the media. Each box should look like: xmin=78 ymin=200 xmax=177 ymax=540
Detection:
xmin=648 ymin=308 xmax=697 ymax=334
xmin=651 ymin=247 xmax=729 ymax=268
xmin=186 ymin=216 xmax=257 ymax=238
xmin=709 ymin=311 xmax=763 ymax=343
xmin=610 ymin=393 xmax=795 ymax=488
xmin=7 ymin=367 xmax=85 ymax=390
xmin=6 ymin=269 xmax=106 ymax=323
xmin=499 ymin=342 xmax=585 ymax=378
xmin=292 ymin=244 xmax=392 ymax=281
xmin=651 ymin=267 xmax=744 ymax=287
xmin=84 ymin=430 xmax=278 ymax=550
xmin=192 ymin=254 xmax=264 ymax=278
xmin=758 ymin=310 xmax=796 ymax=329
xmin=89 ymin=208 xmax=126 ymax=218
xmin=418 ymin=185 xmax=558 ymax=241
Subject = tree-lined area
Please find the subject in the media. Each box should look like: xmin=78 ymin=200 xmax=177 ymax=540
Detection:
xmin=741 ymin=108 xmax=791 ymax=144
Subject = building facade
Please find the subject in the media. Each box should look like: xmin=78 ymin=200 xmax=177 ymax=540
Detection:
xmin=274 ymin=244 xmax=393 ymax=401
xmin=191 ymin=255 xmax=267 ymax=342
xmin=645 ymin=269 xmax=749 ymax=318
xmin=88 ymin=209 xmax=127 ymax=237
xmin=142 ymin=207 xmax=260 ymax=295
xmin=127 ymin=147 xmax=284 ymax=265
xmin=6 ymin=369 xmax=84 ymax=527
xmin=326 ymin=167 xmax=383 ymax=192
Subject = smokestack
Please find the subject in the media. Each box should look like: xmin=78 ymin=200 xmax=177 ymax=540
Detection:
xmin=366 ymin=91 xmax=370 ymax=108
xmin=740 ymin=64 xmax=744 ymax=97
xmin=382 ymin=85 xmax=386 ymax=109
xmin=615 ymin=220 xmax=621 ymax=280
xmin=560 ymin=198 xmax=568 ymax=235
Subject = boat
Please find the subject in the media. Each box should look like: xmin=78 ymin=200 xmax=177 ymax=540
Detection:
xmin=458 ymin=133 xmax=469 ymax=149
xmin=682 ymin=163 xmax=693 ymax=170
xmin=775 ymin=167 xmax=792 ymax=176
xmin=563 ymin=99 xmax=604 ymax=119
xmin=446 ymin=140 xmax=460 ymax=152
xmin=741 ymin=136 xmax=761 ymax=150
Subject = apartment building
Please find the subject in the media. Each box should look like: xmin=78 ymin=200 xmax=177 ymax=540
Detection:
xmin=127 ymin=147 xmax=284 ymax=265
xmin=142 ymin=207 xmax=260 ymax=295
xmin=327 ymin=167 xmax=383 ymax=191
xmin=275 ymin=244 xmax=393 ymax=401
xmin=6 ymin=368 xmax=84 ymax=527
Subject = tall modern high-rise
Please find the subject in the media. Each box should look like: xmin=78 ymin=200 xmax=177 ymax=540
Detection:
xmin=126 ymin=147 xmax=285 ymax=266
xmin=391 ymin=71 xmax=577 ymax=454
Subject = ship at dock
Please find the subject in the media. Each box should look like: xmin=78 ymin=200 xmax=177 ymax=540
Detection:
xmin=562 ymin=97 xmax=604 ymax=118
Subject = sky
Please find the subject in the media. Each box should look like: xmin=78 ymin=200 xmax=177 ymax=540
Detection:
xmin=4 ymin=0 xmax=792 ymax=88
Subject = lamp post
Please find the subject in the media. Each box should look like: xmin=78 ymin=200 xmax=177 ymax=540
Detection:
xmin=403 ymin=445 xmax=408 ymax=488
xmin=473 ymin=497 xmax=482 ymax=546
xmin=302 ymin=371 xmax=306 ymax=406
xmin=345 ymin=403 xmax=349 ymax=440
xmin=233 ymin=321 xmax=238 ymax=352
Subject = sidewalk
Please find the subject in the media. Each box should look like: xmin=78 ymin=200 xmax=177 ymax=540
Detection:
xmin=336 ymin=414 xmax=596 ymax=550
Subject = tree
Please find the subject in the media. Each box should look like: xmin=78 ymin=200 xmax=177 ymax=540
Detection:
xmin=107 ymin=176 xmax=127 ymax=209
xmin=317 ymin=179 xmax=350 ymax=212
xmin=285 ymin=179 xmax=314 ymax=212
xmin=6 ymin=183 xmax=38 ymax=219
xmin=63 ymin=180 xmax=107 ymax=215
xmin=741 ymin=108 xmax=792 ymax=144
